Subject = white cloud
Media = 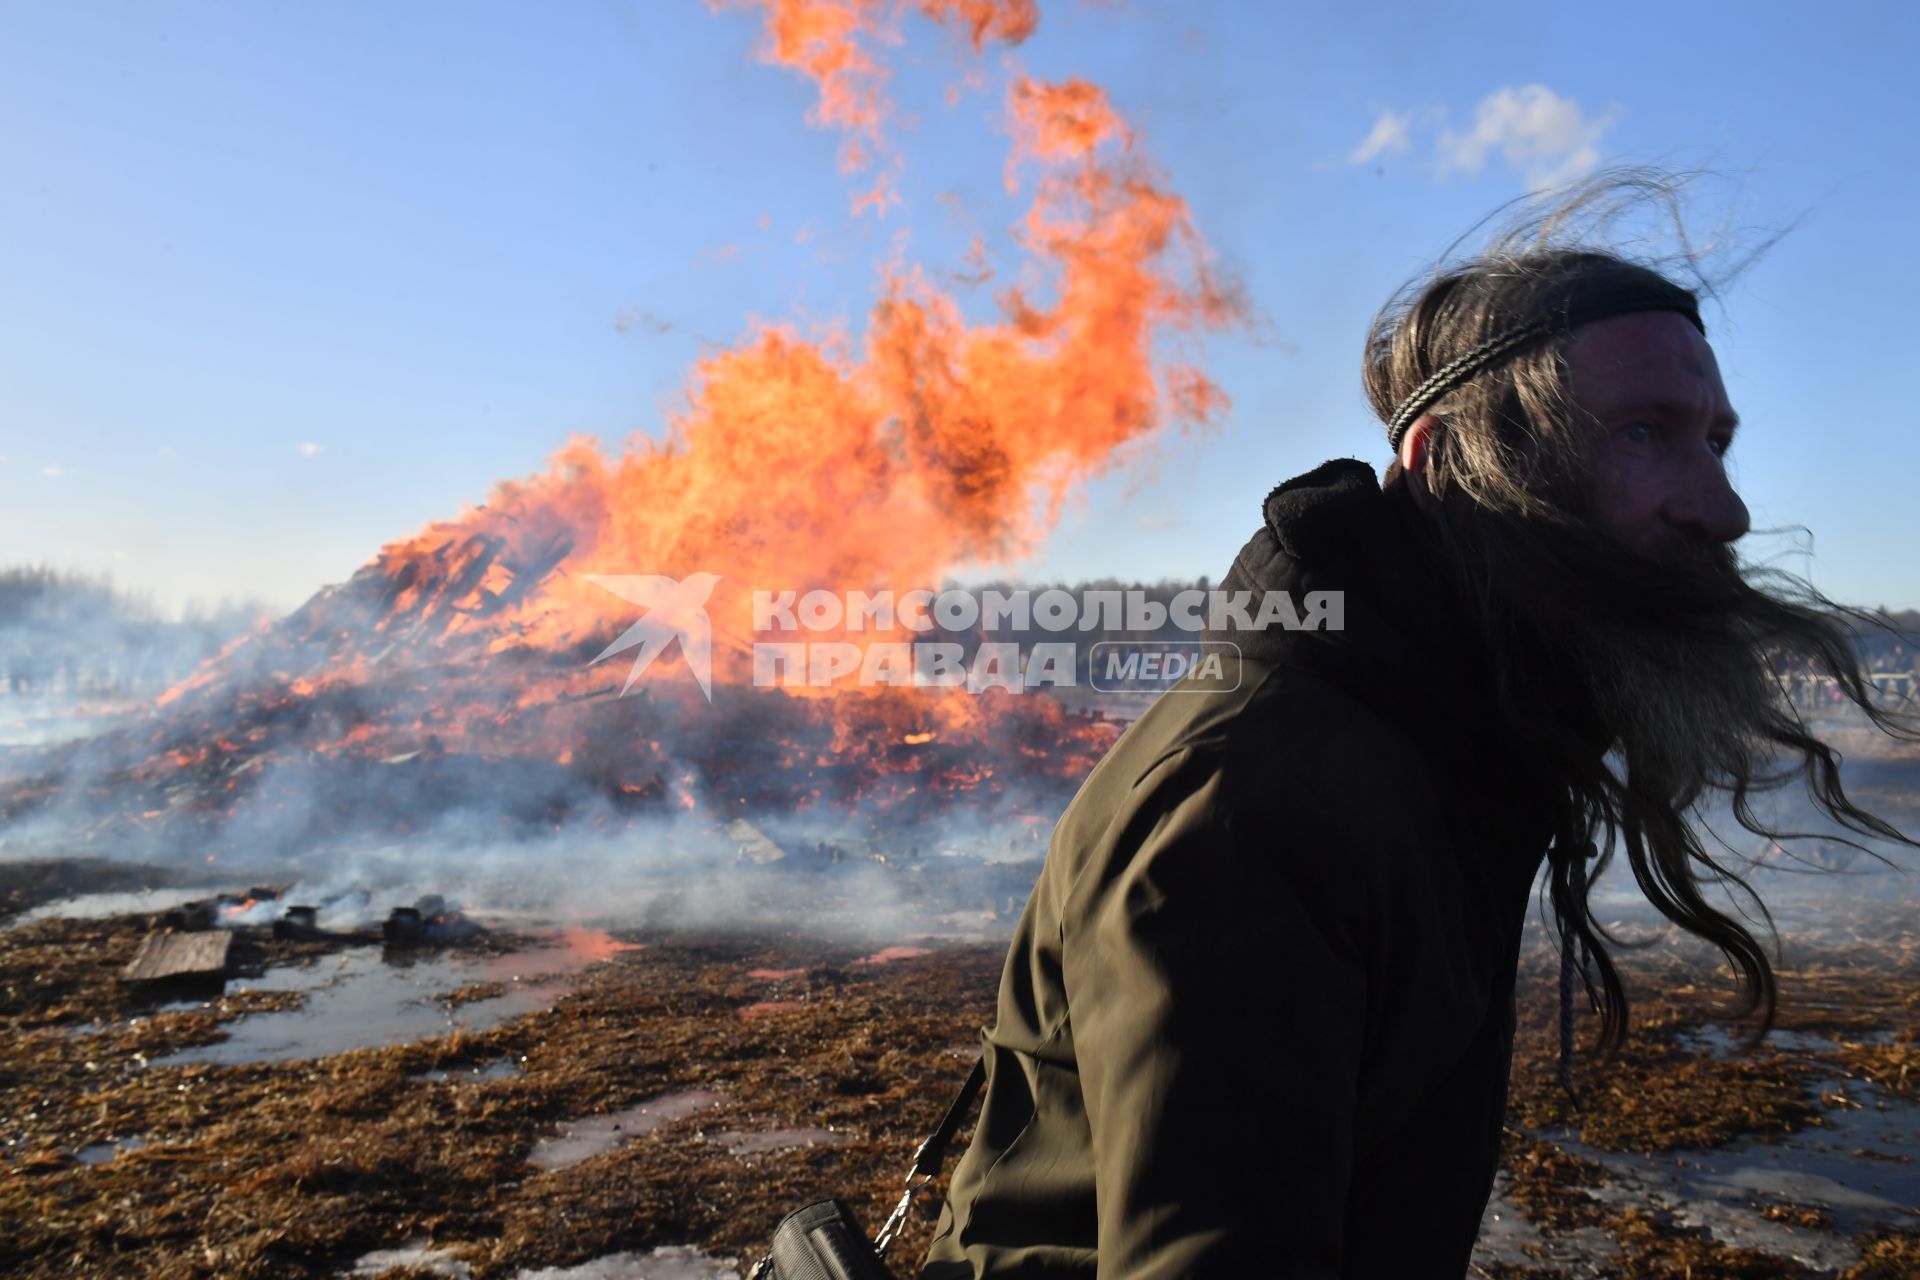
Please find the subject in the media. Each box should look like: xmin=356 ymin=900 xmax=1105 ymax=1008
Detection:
xmin=41 ymin=463 xmax=65 ymax=478
xmin=1348 ymin=109 xmax=1413 ymax=166
xmin=294 ymin=442 xmax=324 ymax=457
xmin=1438 ymin=85 xmax=1619 ymax=191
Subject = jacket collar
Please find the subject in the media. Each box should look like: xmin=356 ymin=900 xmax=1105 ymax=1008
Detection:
xmin=1204 ymin=457 xmax=1525 ymax=787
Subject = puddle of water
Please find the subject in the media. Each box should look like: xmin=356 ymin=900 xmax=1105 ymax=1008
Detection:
xmin=1662 ymin=1090 xmax=1920 ymax=1216
xmin=151 ymin=933 xmax=631 ymax=1066
xmin=1522 ymin=1078 xmax=1918 ymax=1267
xmin=744 ymin=968 xmax=805 ymax=980
xmin=345 ymin=1239 xmax=473 ymax=1278
xmin=515 ymin=1246 xmax=740 ymax=1279
xmin=528 ymin=1090 xmax=730 ymax=1171
xmin=708 ymin=1126 xmax=851 ymax=1157
xmin=75 ymin=1137 xmax=147 ymax=1166
xmin=8 ymin=888 xmax=212 ymax=928
xmin=1472 ymin=1180 xmax=1621 ymax=1272
xmin=415 ymin=1058 xmax=525 ymax=1083
xmin=1681 ymin=1024 xmax=1895 ymax=1060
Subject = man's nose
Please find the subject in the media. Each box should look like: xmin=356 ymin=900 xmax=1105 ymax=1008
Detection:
xmin=1664 ymin=451 xmax=1750 ymax=545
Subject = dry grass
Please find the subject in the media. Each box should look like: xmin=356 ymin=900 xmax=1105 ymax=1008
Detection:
xmin=1 ymin=904 xmax=1001 ymax=1278
xmin=2 ymin=867 xmax=1915 ymax=1278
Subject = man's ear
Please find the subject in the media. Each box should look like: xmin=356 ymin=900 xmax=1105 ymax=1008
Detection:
xmin=1398 ymin=414 xmax=1438 ymax=511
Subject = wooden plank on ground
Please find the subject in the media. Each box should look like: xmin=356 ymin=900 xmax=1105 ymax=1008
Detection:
xmin=122 ymin=930 xmax=232 ymax=982
xmin=726 ymin=818 xmax=788 ymax=866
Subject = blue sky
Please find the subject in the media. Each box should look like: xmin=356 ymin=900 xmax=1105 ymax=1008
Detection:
xmin=2 ymin=1 xmax=1914 ymax=615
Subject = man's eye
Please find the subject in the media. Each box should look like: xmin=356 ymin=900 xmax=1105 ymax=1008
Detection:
xmin=1621 ymin=422 xmax=1656 ymax=444
xmin=1708 ymin=435 xmax=1733 ymax=459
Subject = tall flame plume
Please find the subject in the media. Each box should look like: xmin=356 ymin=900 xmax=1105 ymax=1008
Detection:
xmin=17 ymin=1 xmax=1244 ymax=856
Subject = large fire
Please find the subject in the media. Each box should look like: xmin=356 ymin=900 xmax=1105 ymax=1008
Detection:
xmin=2 ymin=2 xmax=1242 ymax=856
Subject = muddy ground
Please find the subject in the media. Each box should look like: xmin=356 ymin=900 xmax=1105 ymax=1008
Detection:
xmin=1 ymin=861 xmax=1916 ymax=1279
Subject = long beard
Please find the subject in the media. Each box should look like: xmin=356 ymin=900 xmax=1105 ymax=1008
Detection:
xmin=1561 ymin=542 xmax=1791 ymax=810
xmin=1432 ymin=492 xmax=1913 ymax=1048
xmin=1439 ymin=500 xmax=1823 ymax=814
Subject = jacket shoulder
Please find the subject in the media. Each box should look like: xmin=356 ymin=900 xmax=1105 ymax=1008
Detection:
xmin=1043 ymin=656 xmax=1437 ymax=912
xmin=1077 ymin=656 xmax=1432 ymax=820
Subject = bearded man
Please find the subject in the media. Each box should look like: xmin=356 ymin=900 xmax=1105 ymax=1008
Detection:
xmin=918 ymin=184 xmax=1912 ymax=1279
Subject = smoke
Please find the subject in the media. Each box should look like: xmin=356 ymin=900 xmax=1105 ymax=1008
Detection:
xmin=0 ymin=567 xmax=264 ymax=703
xmin=156 ymin=800 xmax=1054 ymax=942
xmin=0 ymin=627 xmax=1085 ymax=939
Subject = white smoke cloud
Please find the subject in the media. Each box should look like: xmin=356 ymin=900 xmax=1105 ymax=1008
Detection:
xmin=1438 ymin=85 xmax=1619 ymax=191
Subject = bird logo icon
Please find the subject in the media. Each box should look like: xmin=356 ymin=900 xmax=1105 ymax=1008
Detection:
xmin=583 ymin=573 xmax=723 ymax=701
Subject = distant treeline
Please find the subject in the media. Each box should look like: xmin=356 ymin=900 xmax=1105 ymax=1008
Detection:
xmin=0 ymin=567 xmax=262 ymax=695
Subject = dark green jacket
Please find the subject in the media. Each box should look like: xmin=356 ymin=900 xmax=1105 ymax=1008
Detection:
xmin=921 ymin=461 xmax=1558 ymax=1279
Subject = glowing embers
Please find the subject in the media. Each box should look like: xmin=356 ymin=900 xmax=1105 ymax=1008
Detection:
xmin=13 ymin=664 xmax=1123 ymax=861
xmin=158 ymin=886 xmax=281 ymax=932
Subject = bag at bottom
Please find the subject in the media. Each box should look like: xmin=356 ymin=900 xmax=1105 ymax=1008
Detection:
xmin=750 ymin=1198 xmax=897 ymax=1280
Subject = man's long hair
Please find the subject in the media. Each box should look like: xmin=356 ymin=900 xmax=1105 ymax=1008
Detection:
xmin=1363 ymin=169 xmax=1918 ymax=1052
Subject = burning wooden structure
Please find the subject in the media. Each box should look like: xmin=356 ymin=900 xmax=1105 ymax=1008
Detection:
xmin=0 ymin=2 xmax=1229 ymax=872
xmin=160 ymin=888 xmax=280 ymax=931
xmin=383 ymin=895 xmax=485 ymax=949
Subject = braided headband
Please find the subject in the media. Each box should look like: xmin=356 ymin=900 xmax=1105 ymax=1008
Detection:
xmin=1384 ymin=275 xmax=1703 ymax=454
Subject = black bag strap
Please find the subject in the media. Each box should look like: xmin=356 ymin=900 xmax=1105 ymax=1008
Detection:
xmin=871 ymin=1055 xmax=986 ymax=1258
xmin=750 ymin=1056 xmax=991 ymax=1279
xmin=907 ymin=1056 xmax=986 ymax=1180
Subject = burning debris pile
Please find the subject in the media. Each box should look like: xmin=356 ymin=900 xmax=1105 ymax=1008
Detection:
xmin=159 ymin=887 xmax=282 ymax=933
xmin=146 ymin=885 xmax=485 ymax=949
xmin=0 ymin=0 xmax=1237 ymax=867
xmin=0 ymin=638 xmax=1123 ymax=860
xmin=380 ymin=894 xmax=487 ymax=948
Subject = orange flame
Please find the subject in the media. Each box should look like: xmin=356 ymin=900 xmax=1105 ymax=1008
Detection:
xmin=354 ymin=57 xmax=1240 ymax=701
xmin=121 ymin=4 xmax=1229 ymax=835
xmin=716 ymin=0 xmax=1038 ymax=214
